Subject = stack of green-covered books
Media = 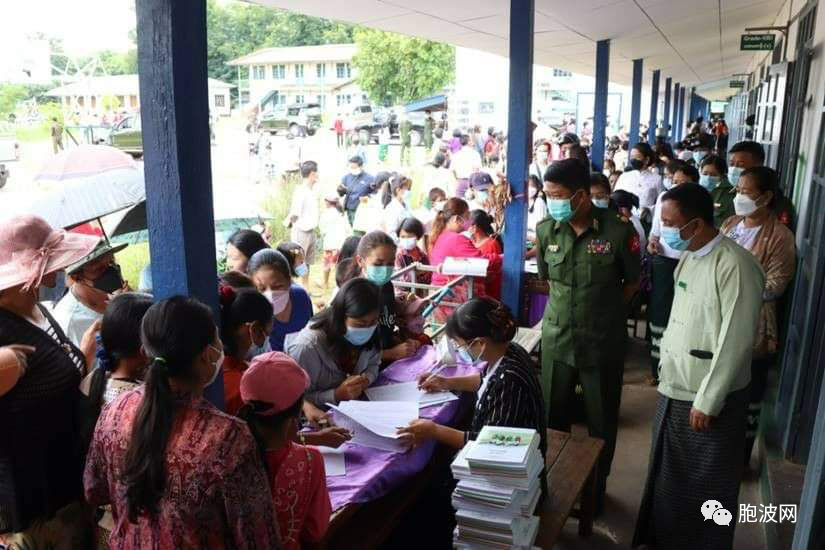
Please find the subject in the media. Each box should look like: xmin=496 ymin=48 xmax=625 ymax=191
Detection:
xmin=450 ymin=426 xmax=543 ymax=549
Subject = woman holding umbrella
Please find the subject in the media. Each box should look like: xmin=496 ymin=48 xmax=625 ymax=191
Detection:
xmin=0 ymin=215 xmax=100 ymax=548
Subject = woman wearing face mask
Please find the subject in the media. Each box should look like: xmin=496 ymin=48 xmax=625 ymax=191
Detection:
xmin=286 ymin=278 xmax=381 ymax=409
xmin=589 ymin=172 xmax=614 ymax=210
xmin=225 ymin=229 xmax=269 ymax=273
xmin=467 ymin=210 xmax=502 ymax=300
xmin=249 ymin=249 xmax=313 ymax=353
xmin=527 ymin=175 xmax=548 ymax=237
xmin=276 ymin=241 xmax=310 ymax=283
xmin=720 ymin=166 xmax=795 ymax=467
xmin=530 ymin=141 xmax=552 ymax=181
xmin=354 ymin=230 xmax=422 ymax=362
xmin=429 ymin=198 xmax=503 ymax=319
xmin=699 ymin=154 xmax=735 ymax=228
xmin=397 ymin=297 xmax=547 ymax=459
xmin=84 ymin=296 xmax=281 ymax=549
xmin=382 ymin=174 xmax=413 ymax=237
xmin=646 ymin=160 xmax=689 ymax=384
xmin=395 ymin=217 xmax=431 ymax=285
xmin=613 ymin=142 xmax=662 ymax=214
xmin=218 ymin=285 xmax=274 ymax=416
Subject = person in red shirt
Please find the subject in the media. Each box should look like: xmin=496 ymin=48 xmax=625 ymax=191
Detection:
xmin=238 ymin=352 xmax=332 ymax=550
xmin=333 ymin=114 xmax=344 ymax=149
xmin=218 ymin=285 xmax=274 ymax=415
xmin=466 ymin=209 xmax=503 ymax=300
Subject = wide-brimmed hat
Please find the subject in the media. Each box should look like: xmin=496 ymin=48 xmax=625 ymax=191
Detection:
xmin=65 ymin=241 xmax=128 ymax=275
xmin=0 ymin=215 xmax=100 ymax=292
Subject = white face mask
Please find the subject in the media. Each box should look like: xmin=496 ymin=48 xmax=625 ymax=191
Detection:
xmin=350 ymin=168 xmax=362 ymax=176
xmin=733 ymin=193 xmax=761 ymax=217
xmin=528 ymin=187 xmax=538 ymax=199
xmin=536 ymin=151 xmax=549 ymax=162
xmin=433 ymin=200 xmax=446 ymax=212
xmin=205 ymin=345 xmax=224 ymax=387
xmin=263 ymin=289 xmax=290 ymax=315
xmin=245 ymin=324 xmax=272 ymax=360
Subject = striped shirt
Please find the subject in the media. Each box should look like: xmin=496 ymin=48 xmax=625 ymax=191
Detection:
xmin=467 ymin=343 xmax=548 ymax=459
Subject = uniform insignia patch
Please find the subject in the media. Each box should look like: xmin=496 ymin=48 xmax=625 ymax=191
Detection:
xmin=628 ymin=233 xmax=641 ymax=254
xmin=587 ymin=240 xmax=612 ymax=254
xmin=549 ymin=244 xmax=560 ymax=253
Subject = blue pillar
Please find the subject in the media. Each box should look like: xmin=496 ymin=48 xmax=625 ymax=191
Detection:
xmin=137 ymin=0 xmax=223 ymax=407
xmin=501 ymin=0 xmax=534 ymax=316
xmin=663 ymin=77 xmax=672 ymax=142
xmin=648 ymin=69 xmax=660 ymax=146
xmin=591 ymin=39 xmax=610 ymax=172
xmin=628 ymin=58 xmax=643 ymax=152
xmin=672 ymin=82 xmax=680 ymax=142
xmin=677 ymin=85 xmax=686 ymax=142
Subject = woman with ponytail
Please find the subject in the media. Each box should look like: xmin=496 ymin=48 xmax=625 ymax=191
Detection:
xmin=398 ymin=297 xmax=547 ymax=459
xmin=84 ymin=296 xmax=281 ymax=549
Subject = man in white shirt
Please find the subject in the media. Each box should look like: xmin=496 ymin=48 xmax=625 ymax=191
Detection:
xmin=288 ymin=160 xmax=320 ymax=287
xmin=451 ymin=134 xmax=482 ymax=198
xmin=529 ymin=141 xmax=552 ymax=181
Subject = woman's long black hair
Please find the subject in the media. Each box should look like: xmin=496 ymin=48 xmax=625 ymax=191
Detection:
xmin=446 ymin=296 xmax=517 ymax=344
xmin=237 ymin=396 xmax=303 ymax=467
xmin=218 ymin=286 xmax=273 ymax=357
xmin=121 ymin=296 xmax=216 ymax=522
xmin=88 ymin=293 xmax=153 ymax=426
xmin=309 ymin=277 xmax=380 ymax=355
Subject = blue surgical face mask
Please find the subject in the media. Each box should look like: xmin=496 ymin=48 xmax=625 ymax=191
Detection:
xmin=592 ymin=198 xmax=609 ymax=209
xmin=295 ymin=263 xmax=309 ymax=278
xmin=246 ymin=337 xmax=272 ymax=361
xmin=345 ymin=324 xmax=377 ymax=346
xmin=548 ymin=190 xmax=580 ymax=223
xmin=366 ymin=265 xmax=394 ymax=286
xmin=401 ymin=189 xmax=411 ymax=202
xmin=399 ymin=237 xmax=417 ymax=251
xmin=661 ymin=219 xmax=697 ymax=251
xmin=728 ymin=166 xmax=744 ymax=186
xmin=455 ymin=339 xmax=484 ymax=365
xmin=662 ymin=177 xmax=674 ymax=190
xmin=693 ymin=151 xmax=707 ymax=165
xmin=476 ymin=190 xmax=488 ymax=202
xmin=699 ymin=174 xmax=720 ymax=192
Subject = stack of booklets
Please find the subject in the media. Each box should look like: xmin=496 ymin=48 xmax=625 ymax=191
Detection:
xmin=451 ymin=426 xmax=543 ymax=549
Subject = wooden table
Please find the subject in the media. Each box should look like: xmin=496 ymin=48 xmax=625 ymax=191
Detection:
xmin=535 ymin=429 xmax=605 ymax=547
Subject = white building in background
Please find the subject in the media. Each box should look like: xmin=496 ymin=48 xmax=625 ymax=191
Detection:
xmin=450 ymin=47 xmax=638 ymax=136
xmin=45 ymin=74 xmax=234 ymax=117
xmin=228 ymin=44 xmax=367 ymax=111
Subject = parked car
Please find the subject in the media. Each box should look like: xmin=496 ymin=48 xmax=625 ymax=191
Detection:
xmin=258 ymin=103 xmax=321 ymax=137
xmin=107 ymin=115 xmax=143 ymax=156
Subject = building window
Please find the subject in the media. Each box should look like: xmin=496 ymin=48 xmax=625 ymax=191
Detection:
xmin=552 ymin=68 xmax=572 ymax=77
xmin=478 ymin=102 xmax=495 ymax=114
xmin=336 ymin=94 xmax=352 ymax=107
xmin=241 ymin=91 xmax=250 ymax=104
xmin=336 ymin=62 xmax=351 ymax=79
xmin=91 ymin=96 xmax=97 ymax=109
xmin=295 ymin=64 xmax=304 ymax=79
xmin=214 ymin=94 xmax=225 ymax=108
xmin=130 ymin=95 xmax=138 ymax=108
xmin=252 ymin=65 xmax=266 ymax=80
xmin=317 ymin=94 xmax=325 ymax=108
xmin=316 ymin=63 xmax=326 ymax=78
xmin=295 ymin=95 xmax=304 ymax=104
xmin=272 ymin=64 xmax=285 ymax=79
xmin=362 ymin=94 xmax=369 ymax=104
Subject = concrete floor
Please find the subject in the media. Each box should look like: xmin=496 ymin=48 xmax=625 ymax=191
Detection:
xmin=553 ymin=337 xmax=766 ymax=549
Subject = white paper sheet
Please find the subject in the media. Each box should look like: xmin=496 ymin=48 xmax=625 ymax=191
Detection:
xmin=316 ymin=445 xmax=346 ymax=476
xmin=442 ymin=257 xmax=489 ymax=276
xmin=327 ymin=400 xmax=419 ymax=453
xmin=365 ymin=381 xmax=459 ymax=409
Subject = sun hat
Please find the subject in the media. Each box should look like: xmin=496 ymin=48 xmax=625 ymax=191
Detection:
xmin=65 ymin=241 xmax=128 ymax=275
xmin=0 ymin=215 xmax=100 ymax=292
xmin=240 ymin=352 xmax=310 ymax=416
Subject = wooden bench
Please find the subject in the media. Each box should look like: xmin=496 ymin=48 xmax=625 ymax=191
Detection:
xmin=535 ymin=429 xmax=605 ymax=547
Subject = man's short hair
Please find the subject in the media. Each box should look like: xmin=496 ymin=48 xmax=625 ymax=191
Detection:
xmin=729 ymin=141 xmax=766 ymax=164
xmin=662 ymin=183 xmax=714 ymax=225
xmin=666 ymin=159 xmax=687 ymax=174
xmin=348 ymin=155 xmax=364 ymax=166
xmin=674 ymin=164 xmax=700 ymax=183
xmin=300 ymin=160 xmax=318 ymax=178
xmin=459 ymin=134 xmax=470 ymax=146
xmin=544 ymin=158 xmax=589 ymax=193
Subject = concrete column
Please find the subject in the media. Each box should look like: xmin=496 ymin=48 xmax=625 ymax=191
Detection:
xmin=628 ymin=58 xmax=643 ymax=152
xmin=591 ymin=39 xmax=610 ymax=172
xmin=648 ymin=69 xmax=660 ymax=146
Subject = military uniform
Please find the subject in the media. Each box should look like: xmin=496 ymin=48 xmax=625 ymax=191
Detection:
xmin=400 ymin=119 xmax=412 ymax=166
xmin=711 ymin=181 xmax=735 ymax=228
xmin=536 ymin=206 xmax=641 ymax=496
xmin=424 ymin=115 xmax=434 ymax=150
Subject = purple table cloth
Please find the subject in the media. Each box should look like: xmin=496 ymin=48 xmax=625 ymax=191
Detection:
xmin=325 ymin=345 xmax=479 ymax=511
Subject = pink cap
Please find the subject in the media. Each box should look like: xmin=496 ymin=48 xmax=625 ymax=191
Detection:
xmin=240 ymin=352 xmax=309 ymax=415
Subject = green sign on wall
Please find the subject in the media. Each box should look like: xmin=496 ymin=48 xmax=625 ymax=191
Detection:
xmin=741 ymin=34 xmax=776 ymax=51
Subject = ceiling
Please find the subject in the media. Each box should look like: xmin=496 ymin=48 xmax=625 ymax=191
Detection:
xmin=247 ymin=0 xmax=790 ymax=100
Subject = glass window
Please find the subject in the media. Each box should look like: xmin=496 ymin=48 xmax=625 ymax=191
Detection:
xmin=295 ymin=95 xmax=304 ymax=104
xmin=214 ymin=95 xmax=225 ymax=107
xmin=295 ymin=64 xmax=304 ymax=79
xmin=273 ymin=65 xmax=285 ymax=79
xmin=316 ymin=63 xmax=326 ymax=78
xmin=336 ymin=62 xmax=351 ymax=79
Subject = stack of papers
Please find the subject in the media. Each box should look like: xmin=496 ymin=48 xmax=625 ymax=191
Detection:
xmin=327 ymin=400 xmax=418 ymax=453
xmin=316 ymin=445 xmax=346 ymax=476
xmin=442 ymin=257 xmax=489 ymax=277
xmin=365 ymin=381 xmax=459 ymax=409
xmin=451 ymin=427 xmax=544 ymax=549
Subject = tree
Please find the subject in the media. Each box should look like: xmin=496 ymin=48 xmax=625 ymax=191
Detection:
xmin=0 ymin=85 xmax=29 ymax=117
xmin=352 ymin=29 xmax=454 ymax=105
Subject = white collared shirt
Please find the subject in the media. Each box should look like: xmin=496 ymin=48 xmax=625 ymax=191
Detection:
xmin=477 ymin=356 xmax=504 ymax=402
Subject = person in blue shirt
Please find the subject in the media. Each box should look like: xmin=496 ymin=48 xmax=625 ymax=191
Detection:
xmin=338 ymin=156 xmax=376 ymax=226
xmin=248 ymin=249 xmax=313 ymax=353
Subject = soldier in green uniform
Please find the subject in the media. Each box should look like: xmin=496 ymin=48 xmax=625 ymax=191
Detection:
xmin=399 ymin=114 xmax=412 ymax=166
xmin=423 ymin=110 xmax=434 ymax=153
xmin=698 ymin=154 xmax=735 ymax=227
xmin=536 ymin=159 xmax=641 ymax=507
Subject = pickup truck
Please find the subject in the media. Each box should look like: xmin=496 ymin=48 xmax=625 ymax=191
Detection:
xmin=258 ymin=103 xmax=321 ymax=137
xmin=107 ymin=115 xmax=143 ymax=156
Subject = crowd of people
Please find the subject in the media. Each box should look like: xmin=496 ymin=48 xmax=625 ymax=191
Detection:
xmin=0 ymin=109 xmax=796 ymax=549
